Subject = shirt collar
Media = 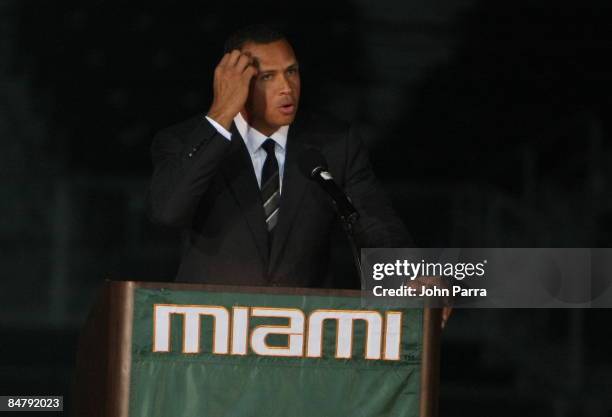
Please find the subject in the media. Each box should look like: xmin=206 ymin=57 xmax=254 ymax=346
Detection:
xmin=234 ymin=112 xmax=289 ymax=155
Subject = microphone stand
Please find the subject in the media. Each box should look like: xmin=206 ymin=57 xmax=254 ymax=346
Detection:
xmin=303 ymin=160 xmax=363 ymax=281
xmin=336 ymin=208 xmax=362 ymax=281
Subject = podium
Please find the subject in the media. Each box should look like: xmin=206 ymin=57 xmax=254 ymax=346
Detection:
xmin=74 ymin=281 xmax=441 ymax=417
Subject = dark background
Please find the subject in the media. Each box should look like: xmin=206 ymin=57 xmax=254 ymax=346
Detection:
xmin=2 ymin=1 xmax=612 ymax=416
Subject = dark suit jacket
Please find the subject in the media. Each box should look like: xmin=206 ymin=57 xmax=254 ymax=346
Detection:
xmin=148 ymin=112 xmax=410 ymax=287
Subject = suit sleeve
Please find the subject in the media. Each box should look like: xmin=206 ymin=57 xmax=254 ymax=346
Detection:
xmin=342 ymin=125 xmax=414 ymax=248
xmin=148 ymin=118 xmax=232 ymax=228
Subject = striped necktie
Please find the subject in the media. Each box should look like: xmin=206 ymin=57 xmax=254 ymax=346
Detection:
xmin=261 ymin=139 xmax=280 ymax=235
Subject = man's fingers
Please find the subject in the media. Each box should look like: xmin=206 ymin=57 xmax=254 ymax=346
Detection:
xmin=227 ymin=49 xmax=242 ymax=66
xmin=242 ymin=64 xmax=258 ymax=83
xmin=236 ymin=54 xmax=252 ymax=72
xmin=218 ymin=52 xmax=230 ymax=68
xmin=441 ymin=306 xmax=453 ymax=330
xmin=247 ymin=64 xmax=258 ymax=76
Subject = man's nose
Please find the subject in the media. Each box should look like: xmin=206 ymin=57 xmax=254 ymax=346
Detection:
xmin=278 ymin=74 xmax=292 ymax=94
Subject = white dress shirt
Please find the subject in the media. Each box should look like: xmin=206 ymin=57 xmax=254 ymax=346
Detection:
xmin=205 ymin=113 xmax=288 ymax=193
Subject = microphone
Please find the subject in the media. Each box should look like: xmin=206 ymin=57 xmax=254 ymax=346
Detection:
xmin=298 ymin=148 xmax=359 ymax=224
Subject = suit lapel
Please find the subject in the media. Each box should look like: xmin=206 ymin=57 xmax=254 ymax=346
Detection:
xmin=268 ymin=122 xmax=310 ymax=274
xmin=220 ymin=123 xmax=269 ymax=267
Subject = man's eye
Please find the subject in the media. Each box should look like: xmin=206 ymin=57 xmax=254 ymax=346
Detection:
xmin=261 ymin=74 xmax=273 ymax=81
xmin=287 ymin=68 xmax=298 ymax=75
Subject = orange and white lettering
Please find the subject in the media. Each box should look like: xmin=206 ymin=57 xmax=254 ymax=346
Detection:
xmin=153 ymin=304 xmax=229 ymax=354
xmin=231 ymin=307 xmax=249 ymax=355
xmin=306 ymin=310 xmax=383 ymax=360
xmin=250 ymin=307 xmax=304 ymax=357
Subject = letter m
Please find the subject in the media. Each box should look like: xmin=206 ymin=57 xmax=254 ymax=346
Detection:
xmin=306 ymin=310 xmax=383 ymax=360
xmin=153 ymin=304 xmax=229 ymax=354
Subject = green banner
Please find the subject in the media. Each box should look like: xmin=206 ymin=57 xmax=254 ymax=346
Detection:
xmin=129 ymin=288 xmax=424 ymax=417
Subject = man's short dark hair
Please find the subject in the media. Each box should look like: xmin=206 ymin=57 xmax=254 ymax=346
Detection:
xmin=223 ymin=24 xmax=287 ymax=53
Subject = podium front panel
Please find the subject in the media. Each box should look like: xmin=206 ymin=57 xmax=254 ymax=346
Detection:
xmin=125 ymin=286 xmax=427 ymax=417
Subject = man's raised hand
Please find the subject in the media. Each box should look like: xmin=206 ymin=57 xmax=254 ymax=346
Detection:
xmin=206 ymin=50 xmax=258 ymax=130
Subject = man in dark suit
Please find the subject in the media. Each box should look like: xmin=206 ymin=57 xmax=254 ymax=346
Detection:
xmin=148 ymin=25 xmax=410 ymax=288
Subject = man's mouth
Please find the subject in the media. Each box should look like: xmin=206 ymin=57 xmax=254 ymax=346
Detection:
xmin=278 ymin=103 xmax=296 ymax=115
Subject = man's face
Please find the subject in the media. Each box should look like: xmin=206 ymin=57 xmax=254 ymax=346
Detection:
xmin=241 ymin=39 xmax=301 ymax=135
